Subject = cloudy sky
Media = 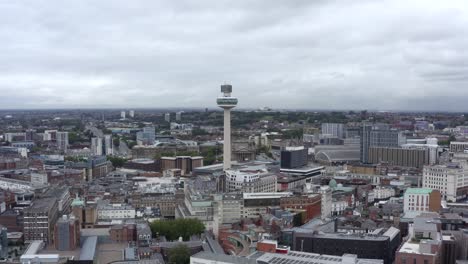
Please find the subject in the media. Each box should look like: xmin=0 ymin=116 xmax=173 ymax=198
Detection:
xmin=1 ymin=0 xmax=468 ymax=111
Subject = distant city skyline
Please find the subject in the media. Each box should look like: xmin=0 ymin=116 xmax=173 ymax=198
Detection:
xmin=1 ymin=1 xmax=468 ymax=111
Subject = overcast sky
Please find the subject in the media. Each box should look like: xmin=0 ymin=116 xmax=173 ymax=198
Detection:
xmin=1 ymin=0 xmax=468 ymax=111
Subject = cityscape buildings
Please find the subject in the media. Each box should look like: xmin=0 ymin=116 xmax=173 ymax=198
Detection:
xmin=0 ymin=85 xmax=468 ymax=263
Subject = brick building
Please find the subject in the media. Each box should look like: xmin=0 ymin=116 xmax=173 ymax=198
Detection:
xmin=280 ymin=194 xmax=321 ymax=221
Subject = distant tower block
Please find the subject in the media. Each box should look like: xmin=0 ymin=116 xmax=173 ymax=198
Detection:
xmin=216 ymin=84 xmax=238 ymax=170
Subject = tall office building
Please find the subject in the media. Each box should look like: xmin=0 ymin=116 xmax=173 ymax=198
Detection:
xmin=360 ymin=124 xmax=406 ymax=163
xmin=281 ymin=146 xmax=308 ymax=169
xmin=164 ymin=113 xmax=170 ymax=122
xmin=56 ymin=132 xmax=69 ymax=151
xmin=121 ymin=111 xmax=126 ymax=119
xmin=321 ymin=123 xmax=344 ymax=139
xmin=176 ymin=111 xmax=182 ymax=121
xmin=129 ymin=110 xmax=135 ymax=118
xmin=217 ymin=84 xmax=238 ymax=170
xmin=91 ymin=137 xmax=103 ymax=156
xmin=103 ymin=135 xmax=113 ymax=155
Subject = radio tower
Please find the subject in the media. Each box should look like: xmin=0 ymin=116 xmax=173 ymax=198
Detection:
xmin=216 ymin=84 xmax=238 ymax=170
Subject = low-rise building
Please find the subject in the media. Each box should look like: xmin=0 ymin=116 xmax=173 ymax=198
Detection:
xmin=161 ymin=156 xmax=203 ymax=176
xmin=23 ymin=197 xmax=59 ymax=244
xmin=97 ymin=201 xmax=136 ymax=220
xmin=225 ymin=170 xmax=277 ymax=193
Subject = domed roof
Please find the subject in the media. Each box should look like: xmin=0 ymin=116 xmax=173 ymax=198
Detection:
xmin=329 ymin=179 xmax=337 ymax=188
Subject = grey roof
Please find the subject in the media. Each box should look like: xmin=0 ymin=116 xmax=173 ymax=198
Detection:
xmin=24 ymin=197 xmax=57 ymax=213
xmin=79 ymin=236 xmax=98 ymax=260
xmin=191 ymin=252 xmax=257 ymax=264
xmin=205 ymin=234 xmax=225 ymax=254
xmin=315 ymin=149 xmax=360 ymax=162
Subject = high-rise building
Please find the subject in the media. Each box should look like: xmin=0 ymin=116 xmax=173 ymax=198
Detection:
xmin=121 ymin=111 xmax=126 ymax=119
xmin=217 ymin=84 xmax=238 ymax=170
xmin=423 ymin=162 xmax=468 ymax=202
xmin=91 ymin=137 xmax=103 ymax=156
xmin=321 ymin=123 xmax=345 ymax=139
xmin=56 ymin=132 xmax=69 ymax=151
xmin=164 ymin=113 xmax=170 ymax=122
xmin=136 ymin=126 xmax=155 ymax=145
xmin=281 ymin=146 xmax=308 ymax=169
xmin=176 ymin=111 xmax=182 ymax=121
xmin=103 ymin=134 xmax=113 ymax=155
xmin=129 ymin=110 xmax=135 ymax=118
xmin=43 ymin=130 xmax=57 ymax=141
xmin=54 ymin=215 xmax=80 ymax=251
xmin=360 ymin=124 xmax=406 ymax=163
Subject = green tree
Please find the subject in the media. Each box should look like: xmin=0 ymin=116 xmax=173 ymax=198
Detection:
xmin=107 ymin=156 xmax=126 ymax=167
xmin=150 ymin=219 xmax=205 ymax=241
xmin=68 ymin=132 xmax=81 ymax=144
xmin=168 ymin=244 xmax=190 ymax=264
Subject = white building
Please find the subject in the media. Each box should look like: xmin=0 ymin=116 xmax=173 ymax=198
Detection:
xmin=4 ymin=132 xmax=26 ymax=142
xmin=403 ymin=188 xmax=441 ymax=218
xmin=450 ymin=141 xmax=468 ymax=153
xmin=319 ymin=186 xmax=332 ymax=219
xmin=164 ymin=113 xmax=170 ymax=122
xmin=373 ymin=187 xmax=396 ymax=200
xmin=129 ymin=110 xmax=135 ymax=118
xmin=121 ymin=111 xmax=126 ymax=119
xmin=0 ymin=177 xmax=34 ymax=191
xmin=423 ymin=162 xmax=468 ymax=201
xmin=225 ymin=170 xmax=277 ymax=193
xmin=91 ymin=137 xmax=103 ymax=156
xmin=97 ymin=202 xmax=135 ymax=220
xmin=43 ymin=130 xmax=57 ymax=141
xmin=176 ymin=111 xmax=182 ymax=121
xmin=332 ymin=199 xmax=348 ymax=216
xmin=213 ymin=194 xmax=242 ymax=225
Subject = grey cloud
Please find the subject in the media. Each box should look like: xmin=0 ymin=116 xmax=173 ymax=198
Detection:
xmin=1 ymin=0 xmax=468 ymax=110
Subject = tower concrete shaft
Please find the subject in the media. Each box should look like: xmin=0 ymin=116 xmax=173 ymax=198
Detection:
xmin=223 ymin=108 xmax=231 ymax=170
